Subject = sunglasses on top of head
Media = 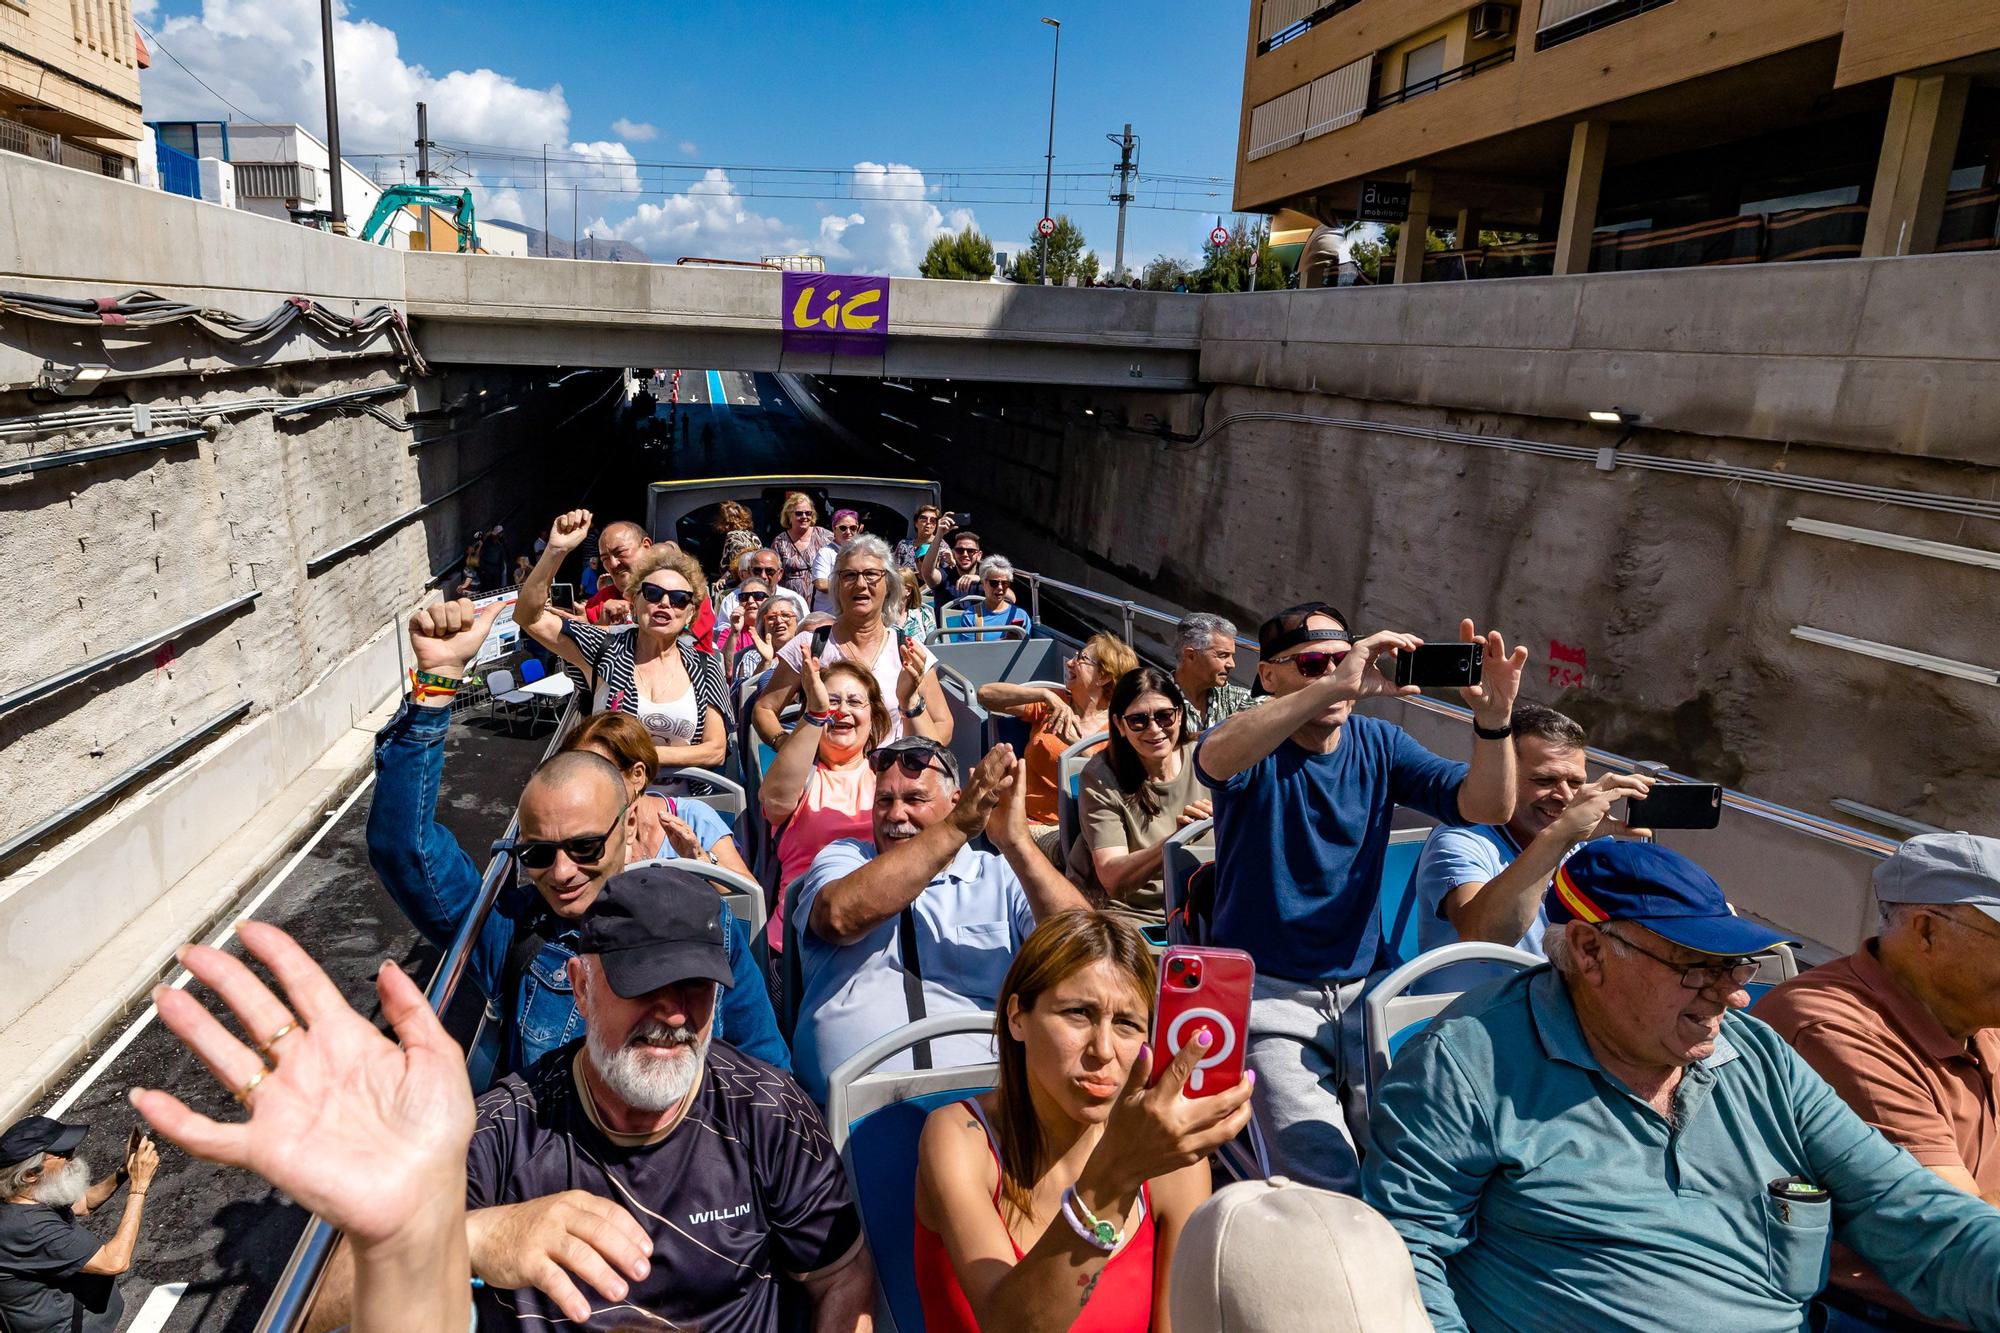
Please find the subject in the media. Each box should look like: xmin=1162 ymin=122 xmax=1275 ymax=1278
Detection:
xmin=638 ymin=583 xmax=695 ymax=609
xmin=498 ymin=806 xmax=625 ymax=871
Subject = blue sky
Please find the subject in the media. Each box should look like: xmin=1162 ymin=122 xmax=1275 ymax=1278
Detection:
xmin=136 ymin=0 xmax=1254 ymax=272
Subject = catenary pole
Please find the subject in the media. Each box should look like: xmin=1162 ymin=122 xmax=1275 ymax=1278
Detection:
xmin=1038 ymin=17 xmax=1061 ymax=285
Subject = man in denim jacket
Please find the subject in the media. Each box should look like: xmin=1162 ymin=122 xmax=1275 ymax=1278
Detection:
xmin=365 ymin=598 xmax=786 ymax=1075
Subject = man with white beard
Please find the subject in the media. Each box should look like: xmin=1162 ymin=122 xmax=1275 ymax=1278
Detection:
xmin=0 ymin=1115 xmax=159 ymax=1332
xmin=461 ymin=864 xmax=875 ymax=1331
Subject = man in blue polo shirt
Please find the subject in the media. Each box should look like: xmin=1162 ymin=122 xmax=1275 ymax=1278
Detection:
xmin=1364 ymin=842 xmax=2000 ymax=1332
xmin=1195 ymin=601 xmax=1524 ymax=1191
xmin=1410 ymin=702 xmax=1652 ymax=990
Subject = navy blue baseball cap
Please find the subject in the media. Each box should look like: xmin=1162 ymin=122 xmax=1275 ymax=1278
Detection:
xmin=1547 ymin=841 xmax=1794 ymax=956
xmin=0 ymin=1115 xmax=87 ymax=1170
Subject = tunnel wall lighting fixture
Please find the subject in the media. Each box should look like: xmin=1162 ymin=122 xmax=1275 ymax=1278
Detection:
xmin=1588 ymin=407 xmax=1641 ymax=426
xmin=36 ymin=361 xmax=111 ymax=397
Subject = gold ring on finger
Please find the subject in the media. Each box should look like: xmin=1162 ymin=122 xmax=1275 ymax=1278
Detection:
xmin=256 ymin=1021 xmax=301 ymax=1059
xmin=232 ymin=1066 xmax=270 ymax=1106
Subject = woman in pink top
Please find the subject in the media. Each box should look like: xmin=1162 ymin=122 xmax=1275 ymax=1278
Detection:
xmin=757 ymin=655 xmax=889 ymax=951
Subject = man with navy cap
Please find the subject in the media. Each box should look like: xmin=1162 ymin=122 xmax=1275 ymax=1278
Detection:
xmin=461 ymin=863 xmax=873 ymax=1332
xmin=0 ymin=1114 xmax=157 ymax=1332
xmin=1761 ymin=832 xmax=2000 ymax=1329
xmin=1364 ymin=841 xmax=2000 ymax=1333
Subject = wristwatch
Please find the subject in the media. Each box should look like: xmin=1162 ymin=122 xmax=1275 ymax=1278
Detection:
xmin=1473 ymin=719 xmax=1513 ymax=741
xmin=902 ymin=695 xmax=928 ymax=718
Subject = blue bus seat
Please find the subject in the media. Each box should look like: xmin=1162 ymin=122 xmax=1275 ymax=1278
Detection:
xmin=827 ymin=1014 xmax=999 ymax=1333
xmin=1374 ymin=830 xmax=1432 ymax=973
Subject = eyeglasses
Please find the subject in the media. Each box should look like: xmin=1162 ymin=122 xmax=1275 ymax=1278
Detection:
xmin=500 ymin=806 xmax=627 ymax=871
xmin=790 ymin=509 xmax=815 ymax=519
xmin=752 ymin=567 xmax=783 ymax=580
xmin=834 ymin=524 xmax=861 ymax=534
xmin=954 ymin=546 xmax=982 ymax=558
xmin=1120 ymin=707 xmax=1182 ymax=734
xmin=1596 ymin=926 xmax=1761 ymax=991
xmin=1928 ymin=910 xmax=2000 ymax=944
xmin=868 ymin=744 xmax=950 ymax=780
xmin=638 ymin=583 xmax=694 ymax=609
xmin=984 ymin=579 xmax=1012 ymax=591
xmin=1279 ymin=649 xmax=1349 ymax=679
xmin=740 ymin=591 xmax=769 ymax=605
xmin=838 ymin=568 xmax=887 ymax=586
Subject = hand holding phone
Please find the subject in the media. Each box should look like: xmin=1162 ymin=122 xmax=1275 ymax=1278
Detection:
xmin=1380 ymin=642 xmax=1484 ymax=689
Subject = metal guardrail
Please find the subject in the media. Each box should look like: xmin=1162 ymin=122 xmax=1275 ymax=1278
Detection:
xmin=1370 ymin=48 xmax=1515 ymax=112
xmin=255 ymin=696 xmax=580 ymax=1332
xmin=0 ymin=113 xmax=129 ymax=179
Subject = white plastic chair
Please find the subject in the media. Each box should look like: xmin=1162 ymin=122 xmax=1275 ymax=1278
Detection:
xmin=1363 ymin=942 xmax=1543 ymax=1103
xmin=624 ymin=855 xmax=769 ymax=943
xmin=1056 ymin=730 xmax=1110 ymax=855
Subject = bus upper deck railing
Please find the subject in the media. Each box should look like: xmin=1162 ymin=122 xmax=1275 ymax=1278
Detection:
xmin=256 ymin=697 xmax=579 ymax=1333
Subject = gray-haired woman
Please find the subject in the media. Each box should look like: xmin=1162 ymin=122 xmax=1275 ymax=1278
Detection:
xmin=751 ymin=534 xmax=954 ymax=745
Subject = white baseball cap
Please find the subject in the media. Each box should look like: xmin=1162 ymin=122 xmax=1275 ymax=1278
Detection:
xmin=1169 ymin=1177 xmax=1434 ymax=1332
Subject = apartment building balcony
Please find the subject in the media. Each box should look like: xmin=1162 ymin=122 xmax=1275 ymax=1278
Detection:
xmin=0 ymin=112 xmax=129 ymax=179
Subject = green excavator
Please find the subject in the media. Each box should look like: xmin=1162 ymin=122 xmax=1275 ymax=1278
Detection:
xmin=357 ymin=185 xmax=479 ymax=252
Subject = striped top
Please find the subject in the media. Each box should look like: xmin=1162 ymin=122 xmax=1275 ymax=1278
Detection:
xmin=559 ymin=620 xmax=729 ymax=743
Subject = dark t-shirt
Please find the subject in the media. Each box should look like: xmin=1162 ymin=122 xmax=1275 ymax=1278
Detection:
xmin=466 ymin=1040 xmax=861 ymax=1332
xmin=0 ymin=1201 xmax=122 ymax=1333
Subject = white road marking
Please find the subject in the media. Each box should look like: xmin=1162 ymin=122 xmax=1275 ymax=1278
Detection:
xmin=127 ymin=1282 xmax=188 ymax=1333
xmin=47 ymin=775 xmax=375 ymax=1116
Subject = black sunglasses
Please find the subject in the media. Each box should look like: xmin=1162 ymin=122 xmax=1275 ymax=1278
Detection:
xmin=638 ymin=583 xmax=695 ymax=609
xmin=868 ymin=746 xmax=950 ymax=780
xmin=1120 ymin=706 xmax=1182 ymax=733
xmin=740 ymin=591 xmax=769 ymax=604
xmin=1284 ymin=649 xmax=1350 ymax=679
xmin=499 ymin=806 xmax=626 ymax=871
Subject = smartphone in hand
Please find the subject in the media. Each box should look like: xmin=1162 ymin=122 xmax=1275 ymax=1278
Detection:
xmin=1382 ymin=642 xmax=1483 ymax=689
xmin=1151 ymin=946 xmax=1254 ymax=1098
xmin=1627 ymin=782 xmax=1724 ymax=830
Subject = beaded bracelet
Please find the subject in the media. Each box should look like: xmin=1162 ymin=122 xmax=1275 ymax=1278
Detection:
xmin=1059 ymin=1186 xmax=1121 ymax=1252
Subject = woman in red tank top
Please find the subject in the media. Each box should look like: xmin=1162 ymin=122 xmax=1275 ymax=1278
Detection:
xmin=912 ymin=911 xmax=1255 ymax=1332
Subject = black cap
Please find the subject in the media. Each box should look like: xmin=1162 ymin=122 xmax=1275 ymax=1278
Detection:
xmin=1256 ymin=602 xmax=1353 ymax=661
xmin=579 ymin=864 xmax=735 ymax=999
xmin=0 ymin=1116 xmax=87 ymax=1170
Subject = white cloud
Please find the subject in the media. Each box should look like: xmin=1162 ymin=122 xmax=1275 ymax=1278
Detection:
xmin=678 ymin=140 xmax=698 ymax=156
xmin=140 ymin=0 xmax=569 ymax=153
xmin=610 ymin=167 xmax=803 ymax=263
xmin=611 ymin=118 xmax=657 ymax=142
xmin=811 ymin=162 xmax=974 ymax=276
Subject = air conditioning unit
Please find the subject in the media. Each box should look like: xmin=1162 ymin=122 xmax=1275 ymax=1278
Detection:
xmin=1470 ymin=2 xmax=1516 ymax=39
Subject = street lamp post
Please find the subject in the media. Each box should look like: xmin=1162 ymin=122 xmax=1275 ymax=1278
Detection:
xmin=1039 ymin=16 xmax=1061 ymax=285
xmin=318 ymin=0 xmax=346 ymax=232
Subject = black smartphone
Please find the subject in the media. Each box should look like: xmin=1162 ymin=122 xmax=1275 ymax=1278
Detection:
xmin=1384 ymin=643 xmax=1483 ymax=689
xmin=950 ymin=511 xmax=972 ymax=526
xmin=551 ymin=582 xmax=575 ymax=608
xmin=1627 ymin=782 xmax=1724 ymax=830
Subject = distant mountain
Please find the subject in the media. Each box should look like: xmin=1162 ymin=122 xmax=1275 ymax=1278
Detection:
xmin=483 ymin=218 xmax=650 ymax=263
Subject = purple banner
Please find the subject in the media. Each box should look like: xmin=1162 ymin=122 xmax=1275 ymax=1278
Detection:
xmin=781 ymin=271 xmax=889 ymax=356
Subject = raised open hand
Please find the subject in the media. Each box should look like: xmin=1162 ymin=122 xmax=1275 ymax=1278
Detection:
xmin=408 ymin=597 xmax=507 ymax=678
xmin=1334 ymin=630 xmax=1425 ymax=702
xmin=1458 ymin=618 xmax=1528 ymax=726
xmin=948 ymin=746 xmax=1016 ymax=837
xmin=896 ymin=636 xmax=930 ymax=708
xmin=131 ymin=920 xmax=473 ymax=1251
xmin=1085 ymin=1035 xmax=1256 ymax=1195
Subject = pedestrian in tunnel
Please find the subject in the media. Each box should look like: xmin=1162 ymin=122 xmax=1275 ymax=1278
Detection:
xmin=1174 ymin=612 xmax=1257 ymax=732
xmin=753 ymin=534 xmax=954 ymax=746
xmin=364 ymin=595 xmax=787 ymax=1076
xmin=518 ymin=511 xmax=731 ymax=769
xmin=0 ymin=1115 xmax=158 ymax=1333
xmin=1194 ymin=602 xmax=1525 ymax=1192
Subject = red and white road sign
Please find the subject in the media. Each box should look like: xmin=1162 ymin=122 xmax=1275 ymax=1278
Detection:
xmin=1037 ymin=217 xmax=1056 ymax=238
xmin=1209 ymin=225 xmax=1230 ymax=247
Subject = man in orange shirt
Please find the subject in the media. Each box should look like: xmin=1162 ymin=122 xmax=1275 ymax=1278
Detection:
xmin=1760 ymin=832 xmax=2000 ymax=1330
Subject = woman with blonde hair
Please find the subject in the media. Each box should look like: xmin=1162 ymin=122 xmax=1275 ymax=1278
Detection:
xmin=517 ymin=509 xmax=731 ymax=769
xmin=978 ymin=632 xmax=1137 ymax=836
xmin=772 ymin=490 xmax=836 ymax=610
xmin=913 ymin=910 xmax=1251 ymax=1332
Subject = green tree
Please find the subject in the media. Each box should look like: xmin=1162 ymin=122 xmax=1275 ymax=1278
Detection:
xmin=1189 ymin=220 xmax=1285 ymax=293
xmin=1140 ymin=254 xmax=1194 ymax=291
xmin=918 ymin=225 xmax=997 ymax=281
xmin=1008 ymin=214 xmax=1100 ymax=285
xmin=1348 ymin=222 xmax=1448 ymax=282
